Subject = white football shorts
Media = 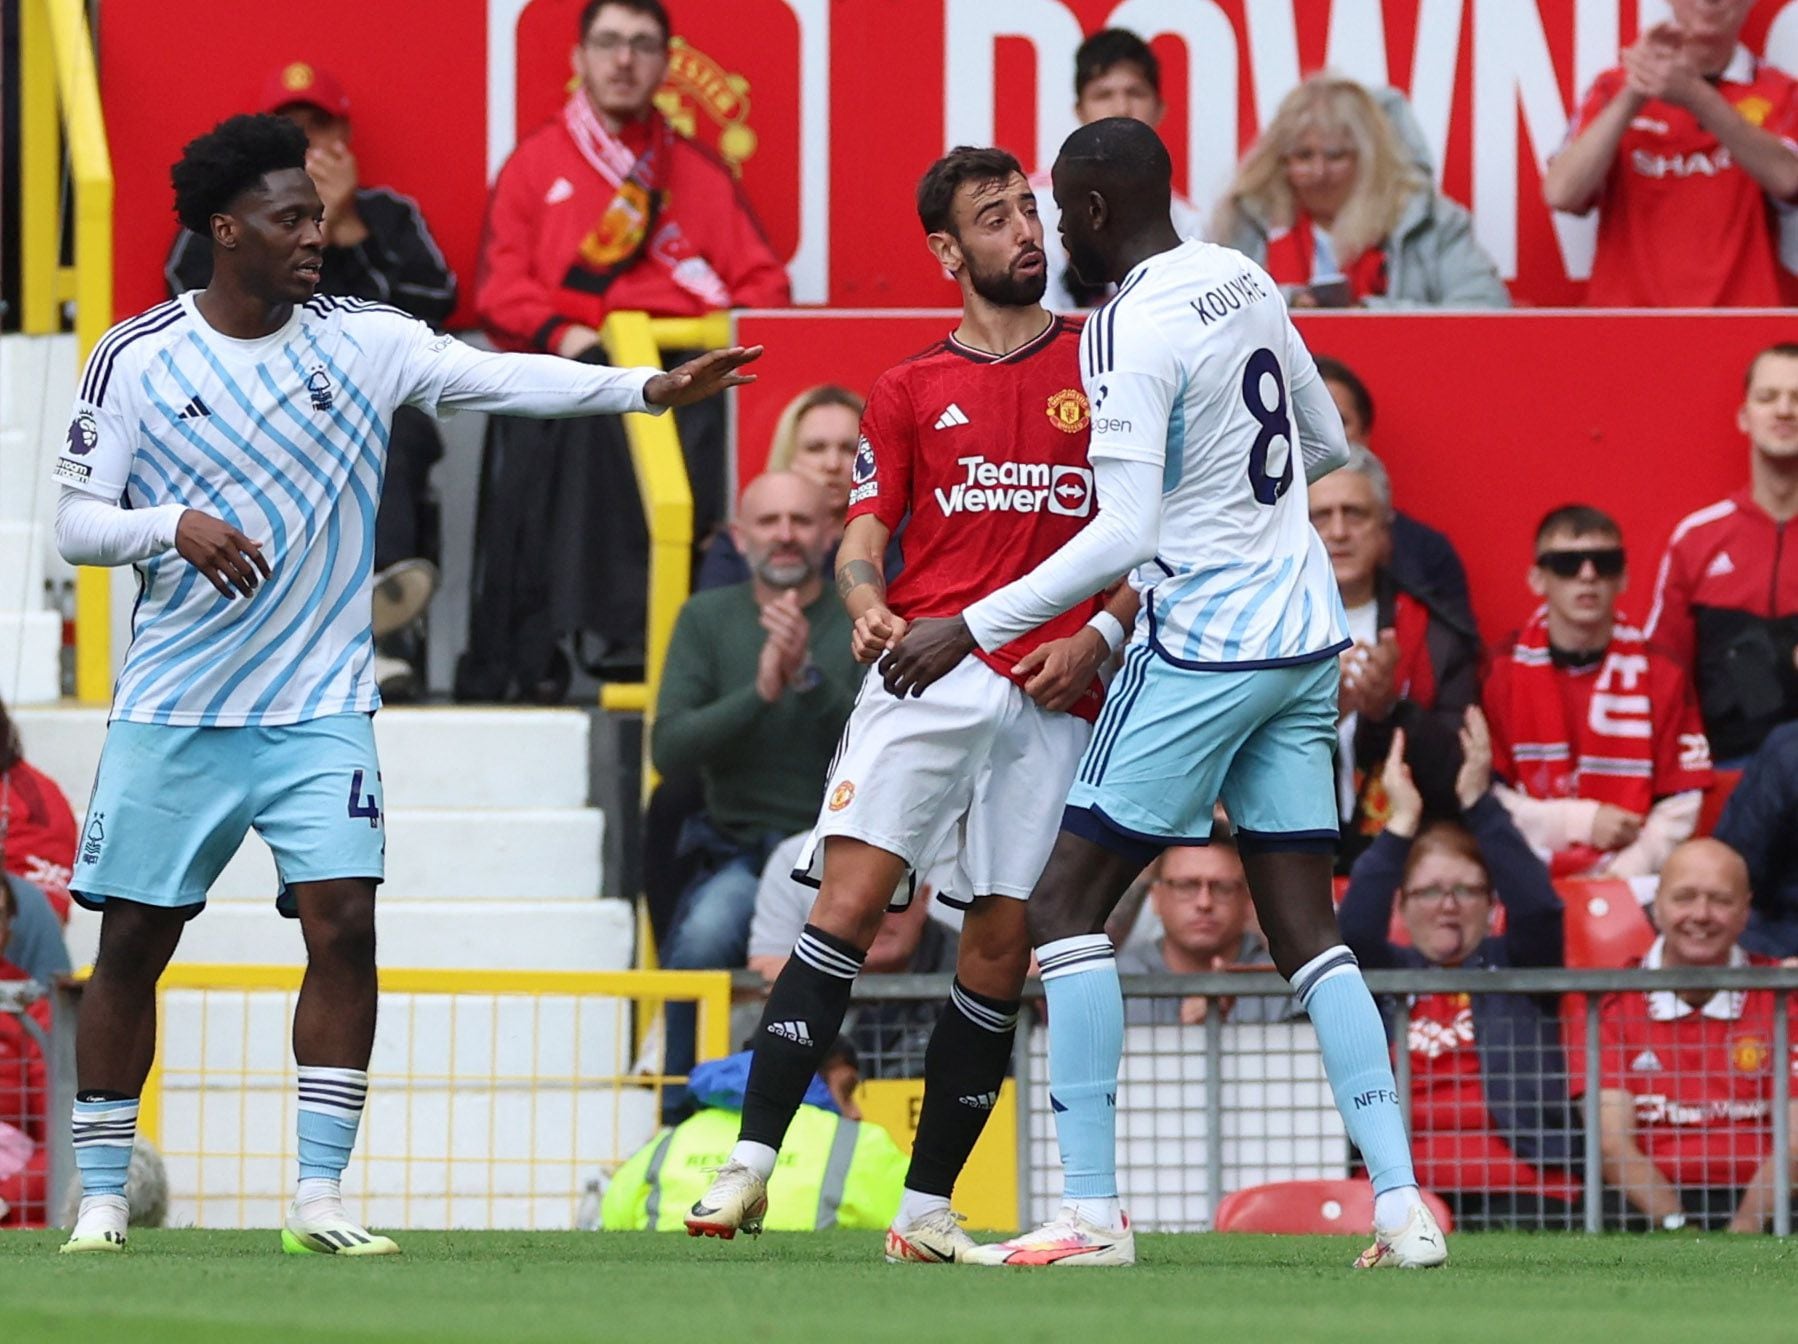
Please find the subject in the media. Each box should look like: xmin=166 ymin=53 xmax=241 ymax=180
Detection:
xmin=795 ymin=656 xmax=1091 ymax=906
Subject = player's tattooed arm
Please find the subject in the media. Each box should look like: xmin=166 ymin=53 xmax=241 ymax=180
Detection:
xmin=835 ymin=559 xmax=884 ymax=603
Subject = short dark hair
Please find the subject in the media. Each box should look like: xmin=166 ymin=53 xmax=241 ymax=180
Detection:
xmin=915 ymin=146 xmax=1025 ymax=236
xmin=580 ymin=0 xmax=670 ymax=43
xmin=1314 ymin=356 xmax=1374 ymax=435
xmin=1075 ymin=28 xmax=1161 ymax=100
xmin=170 ymin=114 xmax=309 ymax=236
xmin=1745 ymin=341 xmax=1798 ymax=392
xmin=0 ymin=874 xmax=14 ymax=922
xmin=1535 ymin=504 xmax=1622 ymax=550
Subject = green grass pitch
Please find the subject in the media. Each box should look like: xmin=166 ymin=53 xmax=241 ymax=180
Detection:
xmin=3 ymin=1229 xmax=1794 ymax=1343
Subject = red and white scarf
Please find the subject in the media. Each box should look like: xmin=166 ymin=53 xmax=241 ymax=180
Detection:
xmin=562 ymin=93 xmax=731 ymax=309
xmin=1498 ymin=610 xmax=1656 ymax=815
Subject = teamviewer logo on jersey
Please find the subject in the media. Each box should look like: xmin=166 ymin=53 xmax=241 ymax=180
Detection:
xmin=934 ymin=457 xmax=1094 ymax=518
xmin=1048 ymin=465 xmax=1094 ymax=516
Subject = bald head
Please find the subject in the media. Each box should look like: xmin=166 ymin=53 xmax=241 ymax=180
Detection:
xmin=732 ymin=471 xmax=831 ymax=591
xmin=1654 ymin=838 xmax=1752 ymax=968
xmin=1050 ymin=116 xmax=1176 ymax=287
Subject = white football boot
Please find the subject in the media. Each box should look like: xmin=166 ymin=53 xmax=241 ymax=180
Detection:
xmin=885 ymin=1207 xmax=978 ymax=1263
xmin=61 ymin=1194 xmax=129 ymax=1254
xmin=962 ymin=1209 xmax=1135 ymax=1267
xmin=1353 ymin=1202 xmax=1448 ymax=1269
xmin=281 ymin=1199 xmax=400 ymax=1256
xmin=684 ymin=1161 xmax=769 ymax=1240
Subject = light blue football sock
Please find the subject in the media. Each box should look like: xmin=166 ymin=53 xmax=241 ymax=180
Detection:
xmin=296 ymin=1066 xmax=368 ymax=1182
xmin=1037 ymin=934 xmax=1124 ymax=1202
xmin=1291 ymin=945 xmax=1416 ymax=1195
xmin=71 ymin=1096 xmax=139 ymax=1198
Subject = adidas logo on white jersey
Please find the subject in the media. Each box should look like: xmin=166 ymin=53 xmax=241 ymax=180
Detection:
xmin=1706 ymin=551 xmax=1736 ymax=579
xmin=933 ymin=403 xmax=970 ymax=430
xmin=768 ymin=1020 xmax=813 ymax=1045
xmin=1631 ymin=1049 xmax=1664 ymax=1073
xmin=958 ymin=1091 xmax=999 ymax=1110
xmin=176 ymin=396 xmax=212 ymax=421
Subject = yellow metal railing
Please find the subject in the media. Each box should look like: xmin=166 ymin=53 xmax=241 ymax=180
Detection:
xmin=595 ymin=311 xmax=732 ymax=734
xmin=20 ymin=0 xmax=115 ymax=703
xmin=129 ymin=964 xmax=733 ymax=1227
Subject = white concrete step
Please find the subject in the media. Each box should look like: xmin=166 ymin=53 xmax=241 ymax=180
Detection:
xmin=0 ymin=610 xmax=61 ymax=704
xmin=12 ymin=705 xmax=593 ymax=811
xmin=0 ymin=520 xmax=47 ymax=603
xmin=63 ymin=897 xmax=636 ymax=972
xmin=195 ymin=807 xmax=603 ymax=903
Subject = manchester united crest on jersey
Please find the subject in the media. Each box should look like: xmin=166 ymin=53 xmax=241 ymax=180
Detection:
xmin=1045 ymin=388 xmax=1089 ymax=434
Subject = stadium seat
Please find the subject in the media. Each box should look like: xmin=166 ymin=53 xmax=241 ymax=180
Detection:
xmin=1697 ymin=768 xmax=1744 ymax=837
xmin=1213 ymin=1179 xmax=1454 ymax=1235
xmin=1558 ymin=878 xmax=1655 ymax=968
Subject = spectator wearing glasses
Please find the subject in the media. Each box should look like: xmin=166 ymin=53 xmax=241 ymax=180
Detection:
xmin=1309 ymin=444 xmax=1481 ymax=870
xmin=1485 ymin=506 xmax=1713 ymax=879
xmin=462 ymin=0 xmax=790 ymax=699
xmin=1113 ymin=829 xmax=1296 ymax=1026
xmin=1339 ymin=708 xmax=1580 ymax=1229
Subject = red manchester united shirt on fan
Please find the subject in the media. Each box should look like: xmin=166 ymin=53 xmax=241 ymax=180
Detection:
xmin=848 ymin=317 xmax=1105 ymax=720
xmin=1598 ymin=939 xmax=1798 ymax=1190
xmin=1567 ymin=47 xmax=1798 ymax=308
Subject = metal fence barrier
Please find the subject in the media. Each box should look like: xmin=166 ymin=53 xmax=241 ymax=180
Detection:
xmin=1 ymin=979 xmax=54 ymax=1227
xmin=847 ymin=967 xmax=1798 ymax=1235
xmin=18 ymin=965 xmax=1797 ymax=1232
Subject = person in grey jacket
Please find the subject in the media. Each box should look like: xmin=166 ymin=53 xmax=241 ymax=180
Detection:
xmin=1213 ymin=73 xmax=1509 ymax=310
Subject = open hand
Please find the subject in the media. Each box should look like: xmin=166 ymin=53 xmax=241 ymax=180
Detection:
xmin=1382 ymin=728 xmax=1424 ymax=837
xmin=644 ymin=345 xmax=763 ymax=407
xmin=1454 ymin=706 xmax=1494 ymax=811
xmin=1014 ymin=628 xmax=1107 ymax=713
xmin=176 ymin=509 xmax=271 ymax=599
xmin=880 ymin=615 xmax=976 ymax=698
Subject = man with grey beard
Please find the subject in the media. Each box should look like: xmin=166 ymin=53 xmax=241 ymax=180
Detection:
xmin=649 ymin=472 xmax=861 ymax=1117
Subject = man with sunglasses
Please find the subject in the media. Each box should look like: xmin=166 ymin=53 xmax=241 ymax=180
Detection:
xmin=1484 ymin=506 xmax=1713 ymax=879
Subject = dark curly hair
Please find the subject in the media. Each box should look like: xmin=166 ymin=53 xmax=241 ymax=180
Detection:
xmin=170 ymin=114 xmax=309 ymax=236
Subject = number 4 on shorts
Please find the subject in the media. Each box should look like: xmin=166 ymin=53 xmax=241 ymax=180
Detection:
xmin=347 ymin=769 xmax=381 ymax=828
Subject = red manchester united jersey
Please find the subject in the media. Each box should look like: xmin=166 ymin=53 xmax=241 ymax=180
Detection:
xmin=1569 ymin=48 xmax=1798 ymax=308
xmin=848 ymin=317 xmax=1105 ymax=720
xmin=1597 ymin=951 xmax=1798 ymax=1190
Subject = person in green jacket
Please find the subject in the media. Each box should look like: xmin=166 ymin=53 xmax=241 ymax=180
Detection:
xmin=603 ymin=1040 xmax=906 ymax=1232
xmin=650 ymin=471 xmax=863 ymax=1116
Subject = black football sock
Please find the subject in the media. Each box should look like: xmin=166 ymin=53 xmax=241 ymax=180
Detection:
xmin=904 ymin=979 xmax=1020 ymax=1198
xmin=737 ymin=924 xmax=864 ymax=1150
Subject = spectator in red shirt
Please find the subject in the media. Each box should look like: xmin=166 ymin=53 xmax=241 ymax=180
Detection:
xmin=460 ymin=0 xmax=791 ymax=700
xmin=1544 ymin=1 xmax=1798 ymax=308
xmin=1597 ymin=838 xmax=1798 ymax=1231
xmin=1309 ymin=445 xmax=1481 ymax=871
xmin=1647 ymin=344 xmax=1798 ymax=764
xmin=1339 ymin=709 xmax=1579 ymax=1229
xmin=0 ymin=880 xmax=51 ymax=1227
xmin=1487 ymin=506 xmax=1714 ymax=878
xmin=0 ymin=696 xmax=75 ymax=920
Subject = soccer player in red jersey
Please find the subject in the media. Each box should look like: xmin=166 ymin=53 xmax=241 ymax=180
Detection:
xmin=687 ymin=147 xmax=1134 ymax=1260
xmin=1544 ymin=0 xmax=1798 ymax=308
xmin=1595 ymin=838 xmax=1798 ymax=1231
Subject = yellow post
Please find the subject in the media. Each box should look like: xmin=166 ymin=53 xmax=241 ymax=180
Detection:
xmin=18 ymin=0 xmax=60 ymax=333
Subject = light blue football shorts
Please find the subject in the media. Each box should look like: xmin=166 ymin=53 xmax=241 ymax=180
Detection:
xmin=71 ymin=712 xmax=385 ymax=917
xmin=1064 ymin=645 xmax=1340 ymax=860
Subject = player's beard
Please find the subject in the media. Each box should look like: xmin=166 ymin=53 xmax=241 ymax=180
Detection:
xmin=753 ymin=550 xmax=816 ymax=589
xmin=967 ymin=253 xmax=1048 ymax=308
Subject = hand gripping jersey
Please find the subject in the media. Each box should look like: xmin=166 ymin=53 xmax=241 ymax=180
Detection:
xmin=54 ymin=293 xmax=651 ymax=727
xmin=847 ymin=316 xmax=1105 ymax=720
xmin=1081 ymin=239 xmax=1349 ymax=669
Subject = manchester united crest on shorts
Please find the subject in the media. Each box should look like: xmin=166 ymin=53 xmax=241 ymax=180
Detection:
xmin=1045 ymin=388 xmax=1089 ymax=434
xmin=828 ymin=781 xmax=855 ymax=812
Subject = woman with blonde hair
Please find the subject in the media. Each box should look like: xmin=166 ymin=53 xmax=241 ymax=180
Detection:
xmin=1213 ymin=74 xmax=1508 ymax=309
xmin=697 ymin=384 xmax=866 ymax=590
